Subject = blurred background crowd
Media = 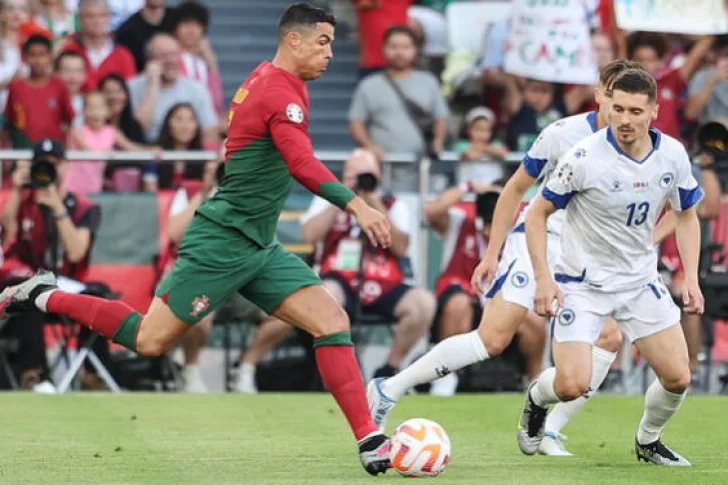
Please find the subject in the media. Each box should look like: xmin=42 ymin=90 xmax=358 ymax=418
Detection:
xmin=0 ymin=0 xmax=727 ymax=397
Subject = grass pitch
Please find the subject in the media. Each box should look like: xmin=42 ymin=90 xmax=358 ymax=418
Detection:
xmin=0 ymin=393 xmax=725 ymax=484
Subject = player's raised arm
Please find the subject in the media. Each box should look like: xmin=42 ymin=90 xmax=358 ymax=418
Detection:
xmin=267 ymin=91 xmax=391 ymax=248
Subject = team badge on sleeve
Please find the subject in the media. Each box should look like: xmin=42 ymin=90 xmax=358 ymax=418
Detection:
xmin=556 ymin=162 xmax=574 ymax=188
xmin=659 ymin=173 xmax=674 ymax=188
xmin=286 ymin=103 xmax=304 ymax=124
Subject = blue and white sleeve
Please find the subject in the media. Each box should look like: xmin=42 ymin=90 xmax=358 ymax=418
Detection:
xmin=522 ymin=125 xmax=556 ymax=178
xmin=668 ymin=151 xmax=704 ymax=212
xmin=541 ymin=148 xmax=585 ymax=210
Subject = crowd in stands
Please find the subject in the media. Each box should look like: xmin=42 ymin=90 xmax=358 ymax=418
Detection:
xmin=0 ymin=0 xmax=726 ymax=395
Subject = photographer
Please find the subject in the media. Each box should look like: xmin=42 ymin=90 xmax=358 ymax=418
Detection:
xmin=0 ymin=139 xmax=101 ymax=391
xmin=301 ymin=148 xmax=436 ymax=379
xmin=424 ymin=182 xmax=545 ymax=396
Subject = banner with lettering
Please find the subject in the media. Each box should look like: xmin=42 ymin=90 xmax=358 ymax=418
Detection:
xmin=504 ymin=0 xmax=597 ymax=85
xmin=614 ymin=0 xmax=728 ymax=35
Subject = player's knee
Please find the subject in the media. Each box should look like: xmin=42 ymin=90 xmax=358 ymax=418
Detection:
xmin=554 ymin=376 xmax=590 ymax=402
xmin=482 ymin=332 xmax=510 ymax=357
xmin=135 ymin=336 xmax=171 ymax=357
xmin=318 ymin=304 xmax=350 ymax=336
xmin=661 ymin=371 xmax=691 ymax=394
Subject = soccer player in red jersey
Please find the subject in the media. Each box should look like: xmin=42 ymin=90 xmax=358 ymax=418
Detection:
xmin=0 ymin=4 xmax=393 ymax=475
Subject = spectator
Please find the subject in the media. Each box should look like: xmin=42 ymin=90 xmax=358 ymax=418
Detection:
xmin=5 ymin=35 xmax=74 ymax=149
xmin=503 ymin=76 xmax=565 ymax=152
xmin=99 ymin=73 xmax=145 ymax=143
xmin=455 ymin=106 xmax=507 ymax=184
xmin=61 ymin=0 xmax=137 ymax=91
xmin=627 ymin=31 xmax=714 ymax=138
xmin=33 ymin=0 xmax=75 ymax=41
xmin=1 ymin=139 xmax=101 ymax=392
xmin=424 ymin=182 xmax=545 ymax=396
xmin=168 ymin=1 xmax=224 ymax=119
xmin=349 ymin=26 xmax=449 ymax=160
xmin=54 ymin=50 xmax=87 ymax=126
xmin=301 ymin=149 xmax=436 ymax=378
xmin=564 ymin=31 xmax=616 ymax=115
xmin=65 ymin=91 xmax=146 ymax=193
xmin=0 ymin=0 xmax=30 ymax=103
xmin=687 ymin=37 xmax=728 ymax=124
xmin=146 ymin=102 xmax=203 ymax=191
xmin=407 ymin=4 xmax=448 ymax=77
xmin=353 ymin=0 xmax=412 ymax=78
xmin=115 ymin=0 xmax=168 ymax=72
xmin=128 ymin=33 xmax=218 ymax=149
xmin=107 ymin=0 xmax=144 ymax=31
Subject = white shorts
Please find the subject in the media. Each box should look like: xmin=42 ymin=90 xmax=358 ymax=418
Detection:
xmin=552 ymin=277 xmax=680 ymax=344
xmin=485 ymin=231 xmax=561 ymax=311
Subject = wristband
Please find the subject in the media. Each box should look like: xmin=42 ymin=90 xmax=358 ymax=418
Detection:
xmin=54 ymin=211 xmax=69 ymax=221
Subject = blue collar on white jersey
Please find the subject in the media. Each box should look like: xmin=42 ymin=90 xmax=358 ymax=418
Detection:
xmin=606 ymin=126 xmax=662 ymax=164
xmin=586 ymin=111 xmax=599 ymax=133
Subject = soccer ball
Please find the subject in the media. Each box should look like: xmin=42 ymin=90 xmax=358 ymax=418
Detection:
xmin=389 ymin=418 xmax=451 ymax=477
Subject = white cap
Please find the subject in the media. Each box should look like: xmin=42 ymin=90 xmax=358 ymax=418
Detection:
xmin=464 ymin=106 xmax=496 ymax=125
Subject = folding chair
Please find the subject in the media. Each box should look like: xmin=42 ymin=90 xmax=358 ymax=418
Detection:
xmin=53 ymin=315 xmax=121 ymax=393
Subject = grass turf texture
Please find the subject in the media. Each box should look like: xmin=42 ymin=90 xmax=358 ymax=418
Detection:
xmin=0 ymin=393 xmax=725 ymax=484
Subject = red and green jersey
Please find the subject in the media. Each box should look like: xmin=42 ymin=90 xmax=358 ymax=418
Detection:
xmin=4 ymin=76 xmax=75 ymax=148
xmin=198 ymin=61 xmax=355 ymax=248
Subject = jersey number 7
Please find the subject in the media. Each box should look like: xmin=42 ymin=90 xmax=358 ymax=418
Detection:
xmin=626 ymin=202 xmax=650 ymax=227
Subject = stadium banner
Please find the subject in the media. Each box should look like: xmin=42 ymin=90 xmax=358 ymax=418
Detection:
xmin=614 ymin=0 xmax=728 ymax=35
xmin=504 ymin=0 xmax=597 ymax=85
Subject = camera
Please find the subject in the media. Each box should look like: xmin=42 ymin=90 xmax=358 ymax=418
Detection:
xmin=356 ymin=172 xmax=378 ymax=192
xmin=475 ymin=191 xmax=499 ymax=224
xmin=29 ymin=158 xmax=57 ymax=189
xmin=697 ymin=121 xmax=728 ymax=172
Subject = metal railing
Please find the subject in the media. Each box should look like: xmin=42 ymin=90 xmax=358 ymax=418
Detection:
xmin=0 ymin=149 xmax=527 ymax=289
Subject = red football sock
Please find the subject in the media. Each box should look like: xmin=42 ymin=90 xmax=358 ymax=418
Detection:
xmin=314 ymin=332 xmax=379 ymax=441
xmin=46 ymin=291 xmax=143 ymax=350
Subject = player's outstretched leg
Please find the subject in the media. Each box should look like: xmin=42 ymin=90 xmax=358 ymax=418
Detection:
xmin=633 ymin=325 xmax=691 ymax=467
xmin=518 ymin=342 xmax=592 ymax=455
xmin=368 ymin=292 xmax=528 ymax=431
xmin=271 ymin=284 xmax=389 ymax=476
xmin=539 ymin=318 xmax=622 ymax=456
xmin=0 ymin=270 xmax=189 ymax=356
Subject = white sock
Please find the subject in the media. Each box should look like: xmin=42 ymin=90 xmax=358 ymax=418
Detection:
xmin=637 ymin=379 xmax=686 ymax=445
xmin=529 ymin=367 xmax=560 ymax=408
xmin=545 ymin=347 xmax=617 ymax=434
xmin=382 ymin=330 xmax=488 ymax=400
xmin=34 ymin=288 xmax=57 ymax=312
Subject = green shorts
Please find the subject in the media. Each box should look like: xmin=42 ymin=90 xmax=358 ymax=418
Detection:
xmin=155 ymin=215 xmax=321 ymax=325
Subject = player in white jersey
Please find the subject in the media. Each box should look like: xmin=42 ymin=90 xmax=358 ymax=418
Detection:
xmin=367 ymin=61 xmax=674 ymax=453
xmin=519 ymin=69 xmax=703 ymax=466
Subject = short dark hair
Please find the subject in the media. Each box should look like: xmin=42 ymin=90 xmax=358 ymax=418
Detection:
xmin=627 ymin=32 xmax=667 ymax=60
xmin=54 ymin=50 xmax=86 ymax=71
xmin=168 ymin=1 xmax=210 ymax=35
xmin=611 ymin=68 xmax=658 ymax=103
xmin=383 ymin=25 xmax=418 ymax=46
xmin=599 ymin=59 xmax=643 ymax=87
xmin=23 ymin=34 xmax=52 ymax=54
xmin=278 ymin=3 xmax=336 ymax=40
